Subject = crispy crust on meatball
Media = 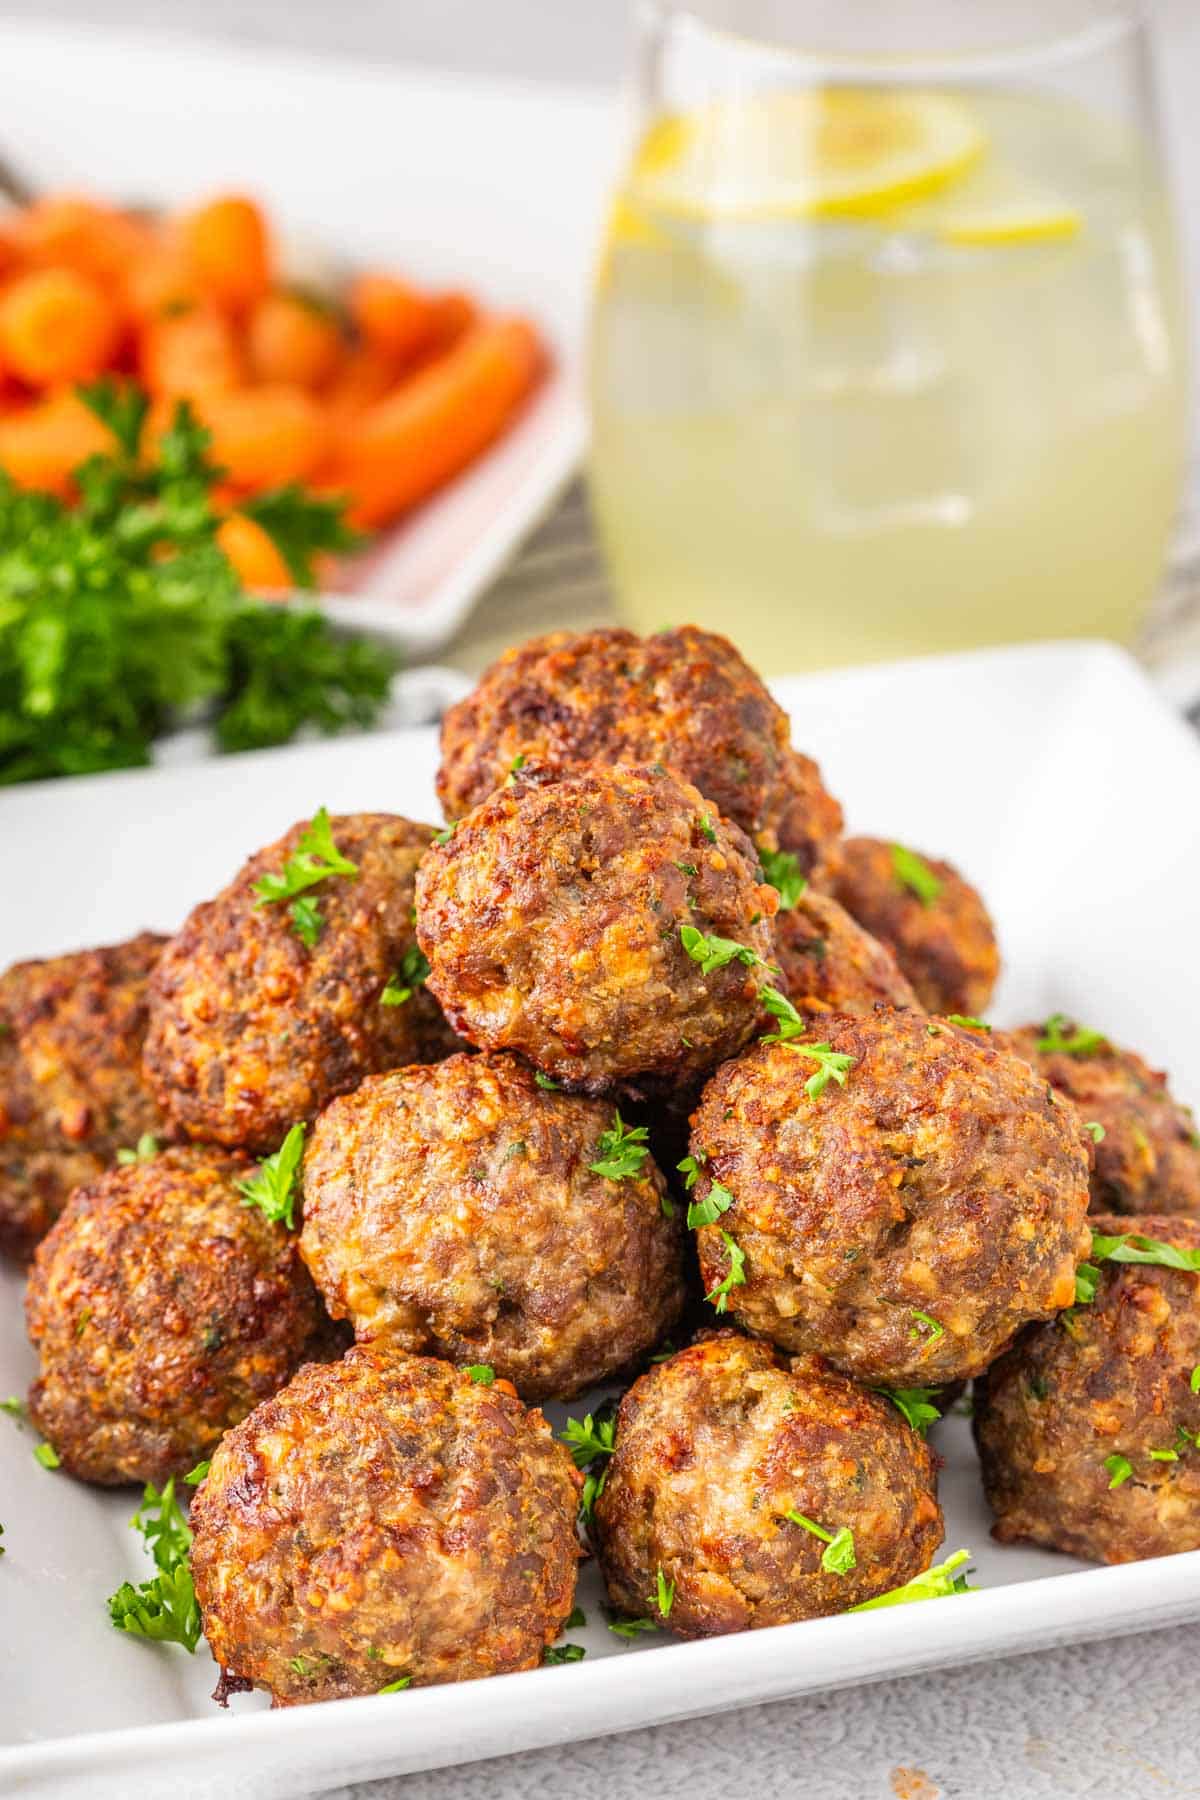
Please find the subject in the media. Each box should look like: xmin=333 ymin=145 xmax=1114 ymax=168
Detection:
xmin=832 ymin=837 xmax=999 ymax=1018
xmin=300 ymin=1052 xmax=684 ymax=1401
xmin=190 ymin=1345 xmax=582 ymax=1702
xmin=975 ymin=1214 xmax=1200 ymax=1563
xmin=594 ymin=1333 xmax=943 ymax=1634
xmin=416 ymin=763 xmax=778 ymax=1095
xmin=689 ymin=1013 xmax=1092 ymax=1385
xmin=774 ymin=890 xmax=918 ymax=1016
xmin=144 ymin=814 xmax=457 ymax=1153
xmin=25 ymin=1145 xmax=327 ymax=1485
xmin=435 ymin=627 xmax=843 ymax=882
xmin=1004 ymin=1025 xmax=1200 ymax=1217
xmin=0 ymin=933 xmax=168 ymax=1259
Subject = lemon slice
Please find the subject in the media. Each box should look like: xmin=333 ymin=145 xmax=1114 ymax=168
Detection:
xmin=628 ymin=89 xmax=985 ymax=222
xmin=935 ymin=195 xmax=1082 ymax=245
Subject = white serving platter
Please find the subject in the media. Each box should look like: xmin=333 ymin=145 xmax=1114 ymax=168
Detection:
xmin=3 ymin=640 xmax=1200 ymax=1800
xmin=0 ymin=18 xmax=616 ymax=654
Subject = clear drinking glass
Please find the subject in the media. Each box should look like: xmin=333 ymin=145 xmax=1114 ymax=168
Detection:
xmin=588 ymin=1 xmax=1189 ymax=674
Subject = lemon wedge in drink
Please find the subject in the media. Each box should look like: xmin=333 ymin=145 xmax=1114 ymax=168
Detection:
xmin=627 ymin=89 xmax=985 ymax=221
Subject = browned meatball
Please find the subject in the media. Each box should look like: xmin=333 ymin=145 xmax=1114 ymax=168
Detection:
xmin=190 ymin=1345 xmax=581 ymax=1702
xmin=975 ymin=1214 xmax=1200 ymax=1564
xmin=832 ymin=836 xmax=999 ymax=1018
xmin=435 ymin=626 xmax=843 ymax=883
xmin=301 ymin=1052 xmax=684 ymax=1401
xmin=594 ymin=1333 xmax=943 ymax=1635
xmin=144 ymin=813 xmax=458 ymax=1154
xmin=24 ymin=1145 xmax=327 ymax=1485
xmin=416 ymin=763 xmax=778 ymax=1095
xmin=688 ymin=1012 xmax=1092 ymax=1385
xmin=1004 ymin=1021 xmax=1200 ymax=1217
xmin=0 ymin=933 xmax=168 ymax=1259
xmin=773 ymin=889 xmax=918 ymax=1016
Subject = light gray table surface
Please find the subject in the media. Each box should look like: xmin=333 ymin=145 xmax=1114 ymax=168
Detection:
xmin=8 ymin=5 xmax=1200 ymax=1796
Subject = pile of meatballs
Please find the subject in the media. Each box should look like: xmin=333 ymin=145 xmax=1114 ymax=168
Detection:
xmin=5 ymin=624 xmax=1200 ymax=1706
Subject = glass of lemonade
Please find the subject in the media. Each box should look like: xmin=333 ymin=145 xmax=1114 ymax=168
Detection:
xmin=588 ymin=0 xmax=1189 ymax=674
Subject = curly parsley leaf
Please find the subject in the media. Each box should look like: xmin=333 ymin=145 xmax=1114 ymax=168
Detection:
xmin=241 ymin=484 xmax=362 ymax=589
xmin=850 ymin=1549 xmax=974 ymax=1610
xmin=759 ymin=848 xmax=806 ymax=910
xmin=877 ymin=1387 xmax=942 ymax=1437
xmin=705 ymin=1228 xmax=746 ymax=1313
xmin=108 ymin=1476 xmax=201 ymax=1653
xmin=238 ymin=1122 xmax=305 ymax=1230
xmin=382 ymin=945 xmax=430 ymax=1006
xmin=589 ymin=1111 xmax=651 ymax=1181
xmin=1036 ymin=1014 xmax=1108 ymax=1057
xmin=891 ymin=844 xmax=943 ymax=907
xmin=562 ymin=1401 xmax=618 ymax=1524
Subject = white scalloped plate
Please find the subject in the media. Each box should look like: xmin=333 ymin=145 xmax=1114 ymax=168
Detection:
xmin=3 ymin=641 xmax=1200 ymax=1798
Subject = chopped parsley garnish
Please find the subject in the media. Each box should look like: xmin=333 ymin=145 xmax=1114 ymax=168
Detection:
xmin=508 ymin=752 xmax=527 ymax=774
xmin=679 ymin=925 xmax=770 ymax=977
xmin=607 ymin=1614 xmax=658 ymax=1640
xmin=759 ymin=987 xmax=855 ymax=1097
xmin=1191 ymin=1366 xmax=1200 ymax=1394
xmin=1036 ymin=1013 xmax=1107 ymax=1057
xmin=184 ymin=1461 xmax=210 ymax=1486
xmin=116 ymin=1133 xmax=160 ymax=1165
xmin=534 ymin=1071 xmax=560 ymax=1091
xmin=698 ymin=816 xmax=717 ymax=843
xmin=651 ymin=1567 xmax=675 ymax=1618
xmin=544 ymin=1643 xmax=587 ymax=1664
xmin=1104 ymin=1454 xmax=1132 ymax=1490
xmin=34 ymin=1441 xmax=61 ymax=1470
xmin=433 ymin=823 xmax=456 ymax=846
xmin=891 ymin=844 xmax=942 ymax=907
xmin=876 ymin=1387 xmax=942 ymax=1437
xmin=677 ymin=1150 xmax=707 ymax=1189
xmin=1085 ymin=1121 xmax=1106 ymax=1143
xmin=687 ymin=1179 xmax=734 ymax=1231
xmin=379 ymin=1676 xmax=412 ymax=1693
xmin=565 ymin=1605 xmax=587 ymax=1629
xmin=289 ymin=896 xmax=323 ymax=948
xmin=945 ymin=1014 xmax=990 ymax=1032
xmin=705 ymin=1229 xmax=746 ymax=1313
xmin=253 ymin=808 xmax=359 ymax=925
xmin=759 ymin=848 xmax=806 ymax=911
xmin=849 ymin=1549 xmax=974 ymax=1610
xmin=1149 ymin=1448 xmax=1179 ymax=1462
xmin=107 ymin=1476 xmax=201 ymax=1653
xmin=562 ymin=1402 xmax=618 ymax=1523
xmin=675 ymin=861 xmax=698 ymax=878
xmin=589 ymin=1111 xmax=651 ymax=1181
xmin=237 ymin=1122 xmax=305 ymax=1230
xmin=909 ymin=1311 xmax=945 ymax=1348
xmin=466 ymin=1365 xmax=495 ymax=1386
xmin=1 ymin=1396 xmax=26 ymax=1426
xmin=381 ymin=945 xmax=430 ymax=1006
xmin=1088 ymin=1230 xmax=1200 ymax=1276
xmin=786 ymin=1511 xmax=857 ymax=1575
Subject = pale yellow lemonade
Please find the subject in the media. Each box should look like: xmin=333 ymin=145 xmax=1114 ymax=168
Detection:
xmin=589 ymin=88 xmax=1188 ymax=672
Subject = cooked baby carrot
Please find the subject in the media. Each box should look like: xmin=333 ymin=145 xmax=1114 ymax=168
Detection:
xmin=247 ymin=290 xmax=343 ymax=389
xmin=332 ymin=316 xmax=545 ymax=528
xmin=426 ymin=290 xmax=479 ymax=354
xmin=217 ymin=512 xmax=293 ymax=590
xmin=140 ymin=305 xmax=243 ymax=397
xmin=0 ymin=390 xmax=112 ymax=495
xmin=324 ymin=345 xmax=401 ymax=431
xmin=17 ymin=194 xmax=151 ymax=282
xmin=178 ymin=194 xmax=271 ymax=312
xmin=0 ymin=267 xmax=121 ymax=386
xmin=124 ymin=249 xmax=202 ymax=324
xmin=349 ymin=273 xmax=435 ymax=363
xmin=194 ymin=384 xmax=328 ymax=490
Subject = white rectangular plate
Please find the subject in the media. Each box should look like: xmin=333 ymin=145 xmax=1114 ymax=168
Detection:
xmin=0 ymin=18 xmax=616 ymax=653
xmin=3 ymin=641 xmax=1200 ymax=1799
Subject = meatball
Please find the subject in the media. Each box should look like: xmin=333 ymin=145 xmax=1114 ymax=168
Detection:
xmin=773 ymin=889 xmax=918 ymax=1016
xmin=435 ymin=626 xmax=843 ymax=883
xmin=1004 ymin=1021 xmax=1200 ymax=1217
xmin=688 ymin=1011 xmax=1092 ymax=1385
xmin=975 ymin=1214 xmax=1200 ymax=1564
xmin=301 ymin=1051 xmax=684 ymax=1401
xmin=0 ymin=932 xmax=168 ymax=1259
xmin=25 ymin=1145 xmax=327 ymax=1485
xmin=832 ymin=836 xmax=999 ymax=1018
xmin=593 ymin=1333 xmax=943 ymax=1635
xmin=190 ymin=1345 xmax=581 ymax=1702
xmin=416 ymin=763 xmax=778 ymax=1094
xmin=144 ymin=813 xmax=458 ymax=1154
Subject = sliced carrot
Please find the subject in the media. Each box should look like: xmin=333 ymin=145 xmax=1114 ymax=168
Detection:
xmin=178 ymin=194 xmax=271 ymax=312
xmin=0 ymin=268 xmax=121 ymax=387
xmin=217 ymin=512 xmax=293 ymax=591
xmin=247 ymin=290 xmax=343 ymax=389
xmin=193 ymin=384 xmax=328 ymax=491
xmin=349 ymin=273 xmax=435 ymax=363
xmin=0 ymin=390 xmax=112 ymax=495
xmin=140 ymin=305 xmax=243 ymax=397
xmin=17 ymin=194 xmax=152 ymax=282
xmin=331 ymin=316 xmax=545 ymax=528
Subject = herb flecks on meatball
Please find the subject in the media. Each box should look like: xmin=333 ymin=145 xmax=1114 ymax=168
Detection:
xmin=416 ymin=763 xmax=779 ymax=1095
xmin=144 ymin=812 xmax=457 ymax=1153
xmin=832 ymin=837 xmax=999 ymax=1019
xmin=190 ymin=1345 xmax=581 ymax=1703
xmin=24 ymin=1145 xmax=328 ymax=1485
xmin=975 ymin=1214 xmax=1200 ymax=1563
xmin=594 ymin=1333 xmax=943 ymax=1635
xmin=435 ymin=626 xmax=843 ymax=883
xmin=301 ymin=1051 xmax=685 ymax=1401
xmin=688 ymin=1010 xmax=1092 ymax=1385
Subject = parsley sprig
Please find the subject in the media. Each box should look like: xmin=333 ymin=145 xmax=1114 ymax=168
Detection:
xmin=786 ymin=1511 xmax=857 ymax=1574
xmin=705 ymin=1228 xmax=747 ymax=1312
xmin=679 ymin=925 xmax=772 ymax=977
xmin=891 ymin=844 xmax=942 ymax=907
xmin=687 ymin=1179 xmax=734 ymax=1231
xmin=238 ymin=1122 xmax=305 ymax=1230
xmin=589 ymin=1112 xmax=651 ymax=1181
xmin=561 ymin=1403 xmax=618 ymax=1523
xmin=876 ymin=1387 xmax=942 ymax=1437
xmin=759 ymin=848 xmax=806 ymax=911
xmin=1036 ymin=1014 xmax=1108 ymax=1057
xmin=107 ymin=1477 xmax=201 ymax=1653
xmin=760 ymin=987 xmax=856 ymax=1099
xmin=253 ymin=807 xmax=359 ymax=946
xmin=382 ymin=945 xmax=430 ymax=1006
